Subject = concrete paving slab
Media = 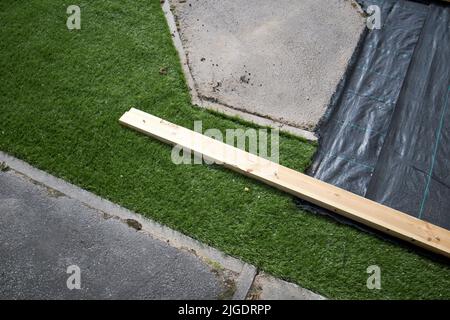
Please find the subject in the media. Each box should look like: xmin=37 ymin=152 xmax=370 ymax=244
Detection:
xmin=0 ymin=170 xmax=229 ymax=299
xmin=171 ymin=0 xmax=364 ymax=131
xmin=249 ymin=272 xmax=326 ymax=300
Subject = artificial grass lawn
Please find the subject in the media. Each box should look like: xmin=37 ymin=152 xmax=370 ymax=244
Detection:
xmin=0 ymin=0 xmax=449 ymax=299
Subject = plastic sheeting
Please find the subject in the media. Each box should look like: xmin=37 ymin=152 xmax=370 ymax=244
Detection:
xmin=306 ymin=0 xmax=450 ymax=230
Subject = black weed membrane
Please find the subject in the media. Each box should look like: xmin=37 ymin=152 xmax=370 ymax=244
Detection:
xmin=300 ymin=0 xmax=450 ymax=238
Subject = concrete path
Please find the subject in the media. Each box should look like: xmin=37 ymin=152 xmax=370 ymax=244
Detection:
xmin=170 ymin=0 xmax=364 ymax=131
xmin=0 ymin=170 xmax=228 ymax=299
xmin=0 ymin=152 xmax=325 ymax=300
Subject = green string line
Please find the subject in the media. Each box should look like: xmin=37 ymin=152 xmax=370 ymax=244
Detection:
xmin=317 ymin=150 xmax=375 ymax=171
xmin=418 ymin=86 xmax=450 ymax=219
xmin=345 ymin=90 xmax=394 ymax=107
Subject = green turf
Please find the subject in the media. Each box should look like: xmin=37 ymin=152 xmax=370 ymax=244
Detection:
xmin=0 ymin=0 xmax=449 ymax=299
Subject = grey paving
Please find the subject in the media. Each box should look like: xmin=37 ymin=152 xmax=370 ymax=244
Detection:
xmin=0 ymin=170 xmax=225 ymax=299
xmin=172 ymin=0 xmax=364 ymax=130
xmin=249 ymin=272 xmax=326 ymax=300
xmin=0 ymin=152 xmax=327 ymax=300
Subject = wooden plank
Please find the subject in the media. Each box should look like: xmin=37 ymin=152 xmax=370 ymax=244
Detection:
xmin=119 ymin=108 xmax=450 ymax=258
